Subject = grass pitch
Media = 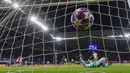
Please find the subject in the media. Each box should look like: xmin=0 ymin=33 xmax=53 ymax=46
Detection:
xmin=0 ymin=64 xmax=130 ymax=73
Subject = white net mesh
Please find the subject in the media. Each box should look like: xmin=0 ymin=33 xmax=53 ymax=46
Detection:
xmin=0 ymin=0 xmax=130 ymax=73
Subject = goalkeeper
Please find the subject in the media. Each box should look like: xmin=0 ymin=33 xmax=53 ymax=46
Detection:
xmin=80 ymin=55 xmax=112 ymax=67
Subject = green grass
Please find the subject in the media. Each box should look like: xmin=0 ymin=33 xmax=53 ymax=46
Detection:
xmin=0 ymin=64 xmax=130 ymax=73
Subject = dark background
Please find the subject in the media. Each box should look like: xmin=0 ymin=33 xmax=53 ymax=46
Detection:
xmin=0 ymin=0 xmax=130 ymax=63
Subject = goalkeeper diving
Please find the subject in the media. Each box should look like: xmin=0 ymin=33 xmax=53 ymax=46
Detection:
xmin=80 ymin=54 xmax=112 ymax=67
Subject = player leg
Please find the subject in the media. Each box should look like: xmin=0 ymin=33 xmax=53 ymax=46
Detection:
xmin=102 ymin=62 xmax=109 ymax=67
xmin=93 ymin=57 xmax=106 ymax=67
xmin=79 ymin=55 xmax=94 ymax=67
xmin=94 ymin=57 xmax=112 ymax=67
xmin=101 ymin=58 xmax=112 ymax=67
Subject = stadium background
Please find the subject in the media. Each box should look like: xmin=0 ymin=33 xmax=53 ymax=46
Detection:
xmin=0 ymin=0 xmax=130 ymax=65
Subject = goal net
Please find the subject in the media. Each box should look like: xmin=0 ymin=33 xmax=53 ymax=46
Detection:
xmin=0 ymin=0 xmax=130 ymax=73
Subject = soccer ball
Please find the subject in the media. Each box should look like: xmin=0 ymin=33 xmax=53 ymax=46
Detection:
xmin=71 ymin=8 xmax=94 ymax=30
